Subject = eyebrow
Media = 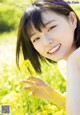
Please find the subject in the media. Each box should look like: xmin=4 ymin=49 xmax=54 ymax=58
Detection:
xmin=30 ymin=20 xmax=55 ymax=38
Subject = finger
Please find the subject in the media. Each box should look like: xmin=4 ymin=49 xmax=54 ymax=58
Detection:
xmin=28 ymin=77 xmax=47 ymax=86
xmin=26 ymin=78 xmax=39 ymax=86
xmin=21 ymin=80 xmax=31 ymax=84
xmin=23 ymin=87 xmax=35 ymax=96
xmin=21 ymin=79 xmax=35 ymax=85
xmin=28 ymin=77 xmax=41 ymax=83
xmin=21 ymin=77 xmax=40 ymax=83
xmin=23 ymin=86 xmax=32 ymax=90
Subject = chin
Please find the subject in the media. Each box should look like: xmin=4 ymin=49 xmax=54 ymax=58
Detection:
xmin=51 ymin=54 xmax=67 ymax=61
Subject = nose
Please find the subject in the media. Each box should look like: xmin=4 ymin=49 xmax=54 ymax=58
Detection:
xmin=42 ymin=32 xmax=52 ymax=46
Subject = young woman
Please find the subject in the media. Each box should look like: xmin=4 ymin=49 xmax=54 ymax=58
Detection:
xmin=16 ymin=0 xmax=80 ymax=114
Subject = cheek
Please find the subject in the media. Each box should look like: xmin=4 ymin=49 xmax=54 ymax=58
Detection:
xmin=50 ymin=25 xmax=69 ymax=41
xmin=33 ymin=42 xmax=44 ymax=53
xmin=65 ymin=30 xmax=74 ymax=43
xmin=59 ymin=25 xmax=74 ymax=44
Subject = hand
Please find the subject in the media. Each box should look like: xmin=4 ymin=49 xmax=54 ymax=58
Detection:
xmin=22 ymin=77 xmax=66 ymax=110
xmin=22 ymin=76 xmax=54 ymax=100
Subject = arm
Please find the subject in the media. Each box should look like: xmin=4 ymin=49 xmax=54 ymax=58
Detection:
xmin=67 ymin=48 xmax=80 ymax=115
xmin=46 ymin=86 xmax=66 ymax=110
xmin=40 ymin=83 xmax=66 ymax=110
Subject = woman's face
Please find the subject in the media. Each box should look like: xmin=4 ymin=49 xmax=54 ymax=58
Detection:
xmin=29 ymin=10 xmax=77 ymax=61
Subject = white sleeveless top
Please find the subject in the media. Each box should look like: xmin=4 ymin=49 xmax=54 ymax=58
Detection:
xmin=58 ymin=60 xmax=67 ymax=80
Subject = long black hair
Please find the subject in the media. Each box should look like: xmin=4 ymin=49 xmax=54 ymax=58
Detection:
xmin=16 ymin=0 xmax=80 ymax=73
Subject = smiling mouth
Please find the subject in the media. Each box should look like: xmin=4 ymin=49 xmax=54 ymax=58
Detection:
xmin=47 ymin=43 xmax=61 ymax=54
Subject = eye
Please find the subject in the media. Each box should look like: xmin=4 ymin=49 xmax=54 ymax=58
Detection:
xmin=33 ymin=37 xmax=40 ymax=43
xmin=48 ymin=25 xmax=57 ymax=32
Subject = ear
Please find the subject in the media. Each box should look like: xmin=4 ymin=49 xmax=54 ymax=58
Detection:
xmin=68 ymin=11 xmax=77 ymax=30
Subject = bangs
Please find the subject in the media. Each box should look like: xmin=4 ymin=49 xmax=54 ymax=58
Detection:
xmin=25 ymin=2 xmax=73 ymax=35
xmin=25 ymin=4 xmax=45 ymax=35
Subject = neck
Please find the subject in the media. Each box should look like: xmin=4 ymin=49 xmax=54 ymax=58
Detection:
xmin=63 ymin=44 xmax=77 ymax=61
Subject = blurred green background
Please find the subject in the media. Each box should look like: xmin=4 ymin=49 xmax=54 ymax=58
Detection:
xmin=0 ymin=0 xmax=80 ymax=115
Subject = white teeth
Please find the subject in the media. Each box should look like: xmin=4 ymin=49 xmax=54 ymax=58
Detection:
xmin=48 ymin=44 xmax=61 ymax=54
